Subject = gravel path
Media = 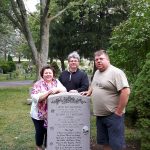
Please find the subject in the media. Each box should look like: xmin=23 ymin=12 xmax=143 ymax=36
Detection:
xmin=0 ymin=80 xmax=33 ymax=87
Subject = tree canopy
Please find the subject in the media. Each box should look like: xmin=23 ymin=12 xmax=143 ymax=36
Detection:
xmin=0 ymin=0 xmax=77 ymax=78
xmin=49 ymin=0 xmax=130 ymax=70
xmin=109 ymin=0 xmax=150 ymax=82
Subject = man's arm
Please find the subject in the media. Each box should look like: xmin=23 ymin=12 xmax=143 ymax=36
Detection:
xmin=115 ymin=87 xmax=130 ymax=116
xmin=80 ymin=86 xmax=93 ymax=96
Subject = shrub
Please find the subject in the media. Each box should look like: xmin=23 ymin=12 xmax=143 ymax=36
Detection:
xmin=0 ymin=60 xmax=16 ymax=73
xmin=8 ymin=54 xmax=13 ymax=61
xmin=128 ymin=53 xmax=150 ymax=150
xmin=7 ymin=61 xmax=16 ymax=72
xmin=22 ymin=62 xmax=29 ymax=73
xmin=0 ymin=62 xmax=9 ymax=73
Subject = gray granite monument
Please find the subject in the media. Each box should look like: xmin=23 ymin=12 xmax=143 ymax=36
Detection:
xmin=47 ymin=92 xmax=90 ymax=150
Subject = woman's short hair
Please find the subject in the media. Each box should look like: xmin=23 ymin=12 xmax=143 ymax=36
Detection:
xmin=40 ymin=65 xmax=56 ymax=78
xmin=68 ymin=51 xmax=80 ymax=61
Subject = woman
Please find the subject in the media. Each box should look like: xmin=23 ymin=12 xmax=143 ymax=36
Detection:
xmin=30 ymin=65 xmax=66 ymax=150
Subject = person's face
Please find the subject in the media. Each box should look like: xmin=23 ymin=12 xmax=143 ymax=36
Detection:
xmin=94 ymin=54 xmax=110 ymax=72
xmin=42 ymin=69 xmax=54 ymax=82
xmin=68 ymin=58 xmax=79 ymax=70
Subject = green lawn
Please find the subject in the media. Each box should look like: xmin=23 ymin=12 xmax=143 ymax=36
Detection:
xmin=0 ymin=73 xmax=36 ymax=81
xmin=0 ymin=86 xmax=96 ymax=150
xmin=0 ymin=86 xmax=140 ymax=150
xmin=0 ymin=86 xmax=35 ymax=150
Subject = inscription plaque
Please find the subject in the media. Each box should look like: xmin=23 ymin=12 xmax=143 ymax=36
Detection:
xmin=47 ymin=92 xmax=90 ymax=150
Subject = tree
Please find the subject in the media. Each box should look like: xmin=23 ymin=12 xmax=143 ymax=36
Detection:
xmin=0 ymin=13 xmax=15 ymax=60
xmin=109 ymin=1 xmax=150 ymax=148
xmin=49 ymin=0 xmax=130 ymax=70
xmin=109 ymin=0 xmax=150 ymax=82
xmin=11 ymin=31 xmax=28 ymax=63
xmin=0 ymin=25 xmax=26 ymax=62
xmin=49 ymin=9 xmax=79 ymax=71
xmin=0 ymin=0 xmax=77 ymax=79
xmin=129 ymin=52 xmax=150 ymax=149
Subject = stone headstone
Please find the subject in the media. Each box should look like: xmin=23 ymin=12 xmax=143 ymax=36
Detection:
xmin=47 ymin=92 xmax=90 ymax=150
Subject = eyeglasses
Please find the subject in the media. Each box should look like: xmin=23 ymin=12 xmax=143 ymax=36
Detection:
xmin=69 ymin=60 xmax=79 ymax=63
xmin=95 ymin=57 xmax=106 ymax=62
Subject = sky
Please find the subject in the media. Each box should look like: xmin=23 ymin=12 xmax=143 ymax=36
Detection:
xmin=24 ymin=0 xmax=39 ymax=12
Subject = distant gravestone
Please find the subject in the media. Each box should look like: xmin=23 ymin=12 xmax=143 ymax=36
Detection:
xmin=47 ymin=93 xmax=90 ymax=150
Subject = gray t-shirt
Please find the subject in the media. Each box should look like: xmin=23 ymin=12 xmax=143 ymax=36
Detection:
xmin=91 ymin=65 xmax=129 ymax=116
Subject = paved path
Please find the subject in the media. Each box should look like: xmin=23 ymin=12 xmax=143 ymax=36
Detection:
xmin=0 ymin=80 xmax=33 ymax=87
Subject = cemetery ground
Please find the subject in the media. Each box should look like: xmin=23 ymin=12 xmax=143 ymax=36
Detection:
xmin=0 ymin=85 xmax=140 ymax=150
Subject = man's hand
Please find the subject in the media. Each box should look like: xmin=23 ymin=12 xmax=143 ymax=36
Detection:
xmin=80 ymin=91 xmax=91 ymax=96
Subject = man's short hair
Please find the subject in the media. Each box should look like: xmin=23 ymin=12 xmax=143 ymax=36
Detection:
xmin=94 ymin=49 xmax=109 ymax=60
xmin=68 ymin=51 xmax=80 ymax=61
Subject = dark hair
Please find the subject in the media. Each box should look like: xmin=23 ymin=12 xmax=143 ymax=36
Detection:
xmin=40 ymin=65 xmax=56 ymax=78
xmin=94 ymin=49 xmax=109 ymax=59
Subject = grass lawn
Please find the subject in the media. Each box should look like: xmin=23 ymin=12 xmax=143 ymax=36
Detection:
xmin=0 ymin=86 xmax=35 ymax=150
xmin=0 ymin=85 xmax=140 ymax=150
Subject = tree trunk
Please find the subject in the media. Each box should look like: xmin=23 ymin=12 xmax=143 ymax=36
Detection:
xmin=4 ymin=48 xmax=7 ymax=61
xmin=60 ymin=58 xmax=65 ymax=71
xmin=0 ymin=0 xmax=69 ymax=80
xmin=18 ymin=53 xmax=21 ymax=63
xmin=36 ymin=0 xmax=51 ymax=79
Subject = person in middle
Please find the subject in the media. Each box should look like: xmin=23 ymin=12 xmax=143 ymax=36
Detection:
xmin=59 ymin=51 xmax=89 ymax=93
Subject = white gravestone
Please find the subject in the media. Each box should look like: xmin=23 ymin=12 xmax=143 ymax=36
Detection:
xmin=47 ymin=92 xmax=90 ymax=150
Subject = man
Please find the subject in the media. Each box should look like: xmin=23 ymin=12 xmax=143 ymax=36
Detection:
xmin=81 ymin=50 xmax=130 ymax=150
xmin=59 ymin=51 xmax=89 ymax=92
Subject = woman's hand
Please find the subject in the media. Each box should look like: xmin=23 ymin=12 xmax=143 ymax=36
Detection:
xmin=51 ymin=87 xmax=60 ymax=94
xmin=39 ymin=90 xmax=52 ymax=102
